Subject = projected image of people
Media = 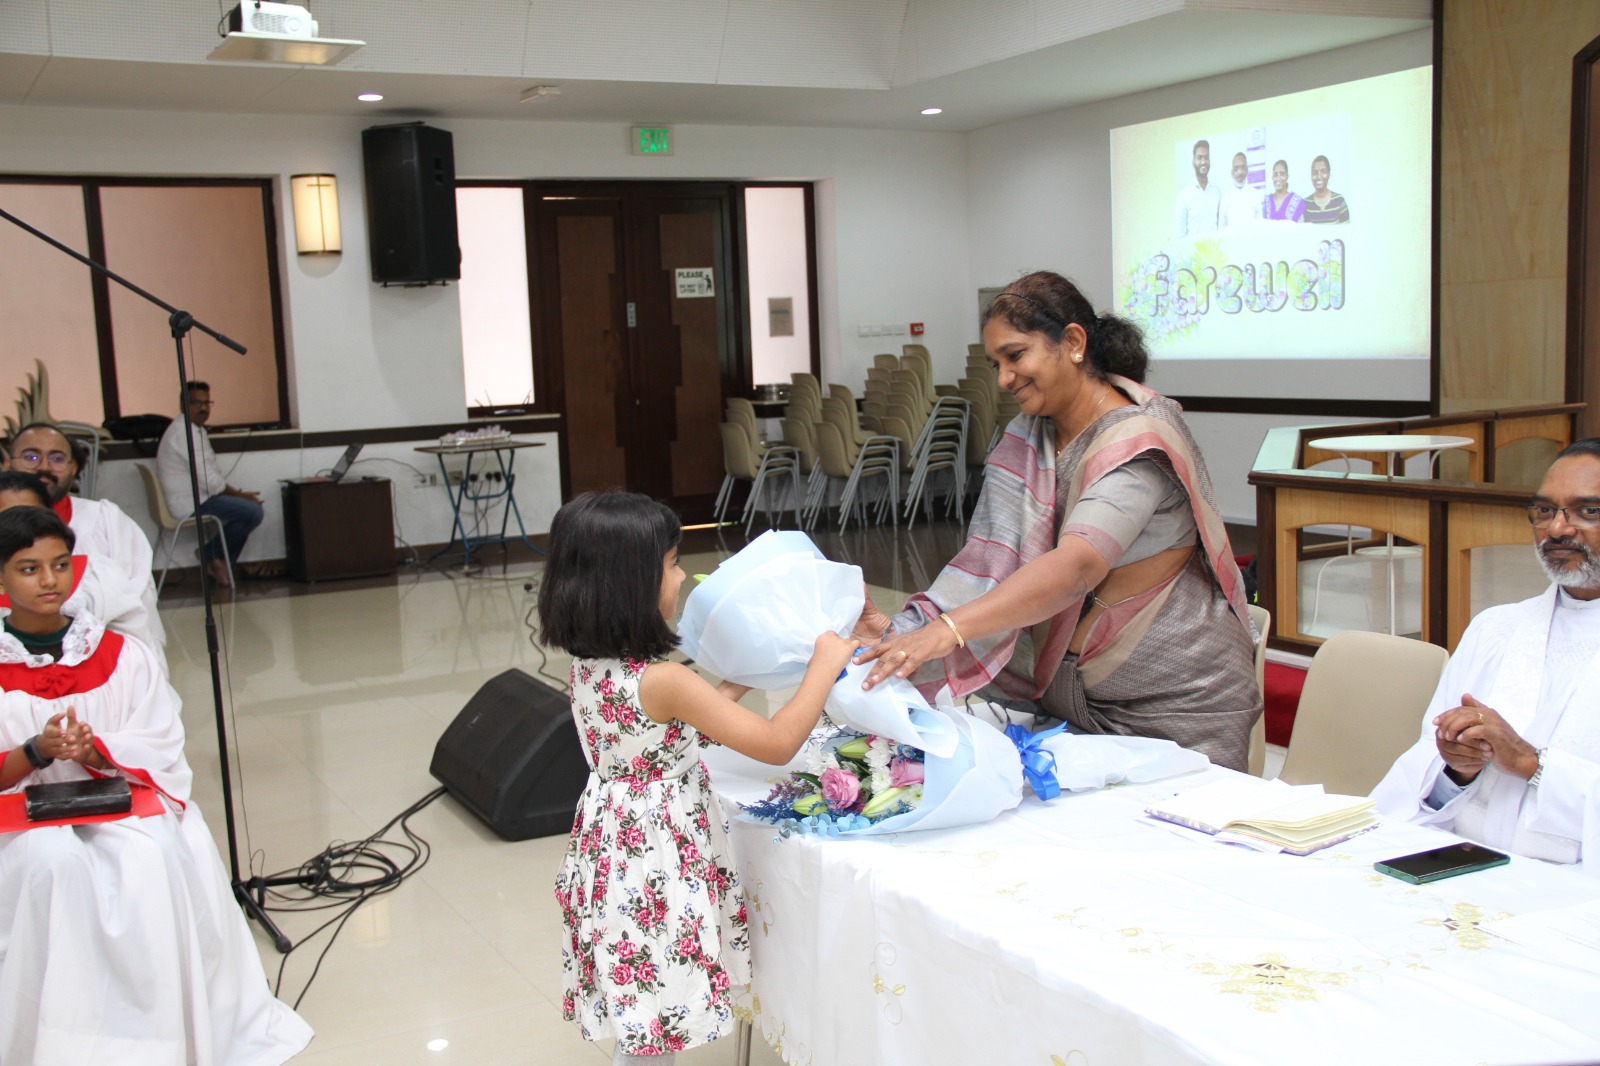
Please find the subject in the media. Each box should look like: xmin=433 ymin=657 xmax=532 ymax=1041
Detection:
xmin=1219 ymin=151 xmax=1260 ymax=228
xmin=1175 ymin=139 xmax=1220 ymax=237
xmin=1262 ymin=159 xmax=1306 ymax=222
xmin=1304 ymin=154 xmax=1350 ymax=224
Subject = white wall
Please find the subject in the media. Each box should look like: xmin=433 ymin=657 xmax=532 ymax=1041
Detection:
xmin=963 ymin=28 xmax=1433 ymax=522
xmin=2 ymin=104 xmax=972 ymax=546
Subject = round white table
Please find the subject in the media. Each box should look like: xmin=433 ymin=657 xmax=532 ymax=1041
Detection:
xmin=1305 ymin=434 xmax=1475 ymax=635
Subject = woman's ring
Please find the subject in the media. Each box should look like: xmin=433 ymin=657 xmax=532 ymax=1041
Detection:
xmin=1476 ymin=711 xmax=1484 ymax=724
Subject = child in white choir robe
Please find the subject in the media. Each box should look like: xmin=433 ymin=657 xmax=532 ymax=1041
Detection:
xmin=0 ymin=507 xmax=311 ymax=1065
xmin=0 ymin=471 xmax=165 ymax=660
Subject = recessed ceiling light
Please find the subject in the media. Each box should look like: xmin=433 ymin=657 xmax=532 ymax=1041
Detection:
xmin=426 ymin=1038 xmax=449 ymax=1051
xmin=921 ymin=107 xmax=942 ymax=116
xmin=357 ymin=92 xmax=383 ymax=103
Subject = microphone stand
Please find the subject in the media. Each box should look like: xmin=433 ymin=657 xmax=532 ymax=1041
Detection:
xmin=0 ymin=204 xmax=307 ymax=953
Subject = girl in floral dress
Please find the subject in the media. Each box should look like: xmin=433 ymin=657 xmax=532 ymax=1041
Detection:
xmin=539 ymin=491 xmax=856 ymax=1064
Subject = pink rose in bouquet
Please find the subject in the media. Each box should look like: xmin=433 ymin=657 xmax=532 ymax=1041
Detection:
xmin=820 ymin=767 xmax=862 ymax=812
xmin=889 ymin=757 xmax=926 ymax=787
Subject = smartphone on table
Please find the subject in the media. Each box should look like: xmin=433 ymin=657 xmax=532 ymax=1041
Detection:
xmin=1374 ymin=842 xmax=1510 ymax=884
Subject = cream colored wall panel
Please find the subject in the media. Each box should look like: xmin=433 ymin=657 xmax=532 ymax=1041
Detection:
xmin=1439 ymin=277 xmax=1566 ymax=412
xmin=1438 ymin=0 xmax=1600 ymax=414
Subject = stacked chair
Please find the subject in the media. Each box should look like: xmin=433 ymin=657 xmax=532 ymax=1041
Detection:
xmin=716 ymin=397 xmax=803 ymax=533
xmin=902 ymin=395 xmax=970 ymax=526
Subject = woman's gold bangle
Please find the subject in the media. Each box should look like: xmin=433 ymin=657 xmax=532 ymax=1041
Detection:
xmin=938 ymin=612 xmax=965 ymax=649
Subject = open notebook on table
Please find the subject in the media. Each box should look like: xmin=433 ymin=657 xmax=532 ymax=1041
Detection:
xmin=1145 ymin=777 xmax=1376 ymax=855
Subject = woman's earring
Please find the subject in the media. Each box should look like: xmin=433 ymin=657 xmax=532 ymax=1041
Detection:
xmin=1072 ymin=353 xmax=1083 ymax=364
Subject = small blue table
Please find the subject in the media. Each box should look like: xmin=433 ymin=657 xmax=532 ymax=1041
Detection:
xmin=415 ymin=439 xmax=545 ymax=567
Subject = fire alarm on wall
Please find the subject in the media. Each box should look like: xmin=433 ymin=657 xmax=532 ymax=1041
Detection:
xmin=910 ymin=322 xmax=925 ymax=336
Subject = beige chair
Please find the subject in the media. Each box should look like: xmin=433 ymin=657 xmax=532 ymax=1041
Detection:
xmin=1277 ymin=630 xmax=1448 ymax=796
xmin=1245 ymin=604 xmax=1271 ymax=777
xmin=137 ymin=462 xmax=232 ymax=594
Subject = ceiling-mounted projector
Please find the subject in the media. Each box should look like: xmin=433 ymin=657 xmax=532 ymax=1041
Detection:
xmin=208 ymin=2 xmax=365 ymax=65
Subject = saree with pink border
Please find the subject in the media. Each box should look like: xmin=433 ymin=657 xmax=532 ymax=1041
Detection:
xmin=890 ymin=376 xmax=1260 ymax=770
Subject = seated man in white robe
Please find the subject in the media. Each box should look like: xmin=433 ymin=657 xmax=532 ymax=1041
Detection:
xmin=5 ymin=423 xmax=160 ymax=647
xmin=0 ymin=506 xmax=311 ymax=1063
xmin=1373 ymin=438 xmax=1600 ymax=873
xmin=0 ymin=471 xmax=164 ymax=660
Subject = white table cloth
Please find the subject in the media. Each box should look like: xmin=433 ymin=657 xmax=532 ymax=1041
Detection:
xmin=706 ymin=751 xmax=1600 ymax=1065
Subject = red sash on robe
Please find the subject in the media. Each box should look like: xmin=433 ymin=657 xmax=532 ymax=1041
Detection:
xmin=0 ymin=629 xmax=122 ymax=699
xmin=0 ymin=630 xmax=186 ymax=811
xmin=51 ymin=496 xmax=72 ymax=524
xmin=0 ymin=555 xmax=85 ymax=611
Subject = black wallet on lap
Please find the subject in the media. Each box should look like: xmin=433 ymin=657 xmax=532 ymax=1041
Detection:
xmin=24 ymin=777 xmax=132 ymax=821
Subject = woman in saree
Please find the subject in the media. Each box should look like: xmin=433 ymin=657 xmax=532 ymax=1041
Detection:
xmin=1262 ymin=159 xmax=1305 ymax=222
xmin=855 ymin=271 xmax=1260 ymax=771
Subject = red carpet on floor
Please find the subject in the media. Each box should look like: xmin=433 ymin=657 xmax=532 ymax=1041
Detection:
xmin=1263 ymin=661 xmax=1306 ymax=747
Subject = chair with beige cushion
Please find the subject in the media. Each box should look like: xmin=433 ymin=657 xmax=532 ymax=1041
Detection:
xmin=1278 ymin=630 xmax=1448 ymax=796
xmin=138 ymin=462 xmax=232 ymax=594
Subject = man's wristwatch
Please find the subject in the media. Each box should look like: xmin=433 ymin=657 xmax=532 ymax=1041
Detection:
xmin=21 ymin=735 xmax=53 ymax=770
xmin=1528 ymin=747 xmax=1548 ymax=788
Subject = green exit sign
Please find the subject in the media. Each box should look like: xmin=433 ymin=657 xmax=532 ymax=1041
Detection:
xmin=630 ymin=125 xmax=673 ymax=157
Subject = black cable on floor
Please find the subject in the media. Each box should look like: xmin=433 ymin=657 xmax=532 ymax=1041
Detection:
xmin=259 ymin=785 xmax=447 ymax=1009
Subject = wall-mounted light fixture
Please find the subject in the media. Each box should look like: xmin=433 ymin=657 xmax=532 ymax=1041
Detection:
xmin=290 ymin=174 xmax=341 ymax=254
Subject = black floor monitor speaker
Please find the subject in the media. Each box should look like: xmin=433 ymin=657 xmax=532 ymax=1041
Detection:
xmin=430 ymin=669 xmax=588 ymax=841
xmin=361 ymin=122 xmax=461 ymax=284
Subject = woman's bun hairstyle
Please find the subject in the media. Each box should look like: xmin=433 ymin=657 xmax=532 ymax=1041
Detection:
xmin=980 ymin=271 xmax=1149 ymax=383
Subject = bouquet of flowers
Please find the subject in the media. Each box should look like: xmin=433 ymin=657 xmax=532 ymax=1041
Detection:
xmin=732 ymin=694 xmax=1024 ymax=837
xmin=743 ymin=731 xmax=929 ymax=834
xmin=679 ymin=530 xmax=957 ymax=757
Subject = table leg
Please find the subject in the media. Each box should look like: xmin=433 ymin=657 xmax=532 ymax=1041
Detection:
xmin=734 ymin=1018 xmax=752 ymax=1066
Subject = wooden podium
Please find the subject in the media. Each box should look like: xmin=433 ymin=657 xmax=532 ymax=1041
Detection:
xmin=281 ymin=477 xmax=396 ymax=582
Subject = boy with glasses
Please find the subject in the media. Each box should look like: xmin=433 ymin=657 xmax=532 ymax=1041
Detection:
xmin=4 ymin=423 xmax=158 ymax=628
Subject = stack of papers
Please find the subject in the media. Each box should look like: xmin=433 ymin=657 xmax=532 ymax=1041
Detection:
xmin=1145 ymin=778 xmax=1376 ymax=855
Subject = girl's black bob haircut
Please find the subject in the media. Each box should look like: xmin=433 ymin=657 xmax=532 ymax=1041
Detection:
xmin=537 ymin=490 xmax=683 ymax=660
xmin=0 ymin=506 xmax=75 ymax=565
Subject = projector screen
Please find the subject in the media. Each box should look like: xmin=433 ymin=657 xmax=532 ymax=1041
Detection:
xmin=1110 ymin=66 xmax=1432 ymax=404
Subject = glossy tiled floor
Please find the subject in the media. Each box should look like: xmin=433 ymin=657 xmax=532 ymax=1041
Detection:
xmin=158 ymin=515 xmax=1309 ymax=1064
xmin=165 ymin=520 xmax=989 ymax=1065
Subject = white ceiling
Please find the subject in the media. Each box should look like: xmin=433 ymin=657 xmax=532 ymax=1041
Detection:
xmin=0 ymin=1 xmax=1429 ymax=132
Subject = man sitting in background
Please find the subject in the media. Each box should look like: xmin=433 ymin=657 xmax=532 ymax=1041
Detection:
xmin=1373 ymin=438 xmax=1600 ymax=874
xmin=156 ymin=381 xmax=263 ymax=588
xmin=4 ymin=422 xmax=157 ymax=618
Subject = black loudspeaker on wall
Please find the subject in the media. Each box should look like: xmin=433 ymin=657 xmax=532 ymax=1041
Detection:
xmin=430 ymin=669 xmax=588 ymax=841
xmin=361 ymin=122 xmax=462 ymax=284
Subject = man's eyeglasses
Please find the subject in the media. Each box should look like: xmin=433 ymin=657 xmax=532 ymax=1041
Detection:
xmin=1525 ymin=503 xmax=1600 ymax=528
xmin=16 ymin=450 xmax=73 ymax=469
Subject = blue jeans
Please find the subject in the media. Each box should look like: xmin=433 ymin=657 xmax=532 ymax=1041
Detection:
xmin=197 ymin=494 xmax=264 ymax=563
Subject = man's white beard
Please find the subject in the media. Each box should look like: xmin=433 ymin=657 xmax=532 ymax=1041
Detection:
xmin=1536 ymin=538 xmax=1600 ymax=590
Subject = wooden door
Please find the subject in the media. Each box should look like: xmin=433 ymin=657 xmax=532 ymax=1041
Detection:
xmin=533 ymin=184 xmax=740 ymax=515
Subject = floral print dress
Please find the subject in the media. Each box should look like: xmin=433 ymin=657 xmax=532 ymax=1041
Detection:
xmin=555 ymin=657 xmax=752 ymax=1054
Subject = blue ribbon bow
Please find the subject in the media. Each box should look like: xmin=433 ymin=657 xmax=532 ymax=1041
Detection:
xmin=1005 ymin=722 xmax=1069 ymax=801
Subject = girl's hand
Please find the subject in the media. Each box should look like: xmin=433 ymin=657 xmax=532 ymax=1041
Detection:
xmin=37 ymin=711 xmax=74 ymax=761
xmin=854 ymin=622 xmax=958 ymax=691
xmin=813 ymin=631 xmax=860 ymax=677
